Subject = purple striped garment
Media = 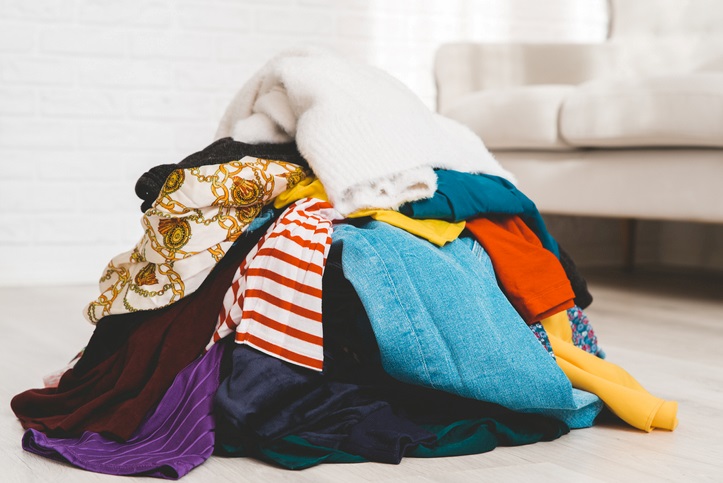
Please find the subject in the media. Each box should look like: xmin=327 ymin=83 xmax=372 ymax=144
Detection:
xmin=22 ymin=341 xmax=225 ymax=479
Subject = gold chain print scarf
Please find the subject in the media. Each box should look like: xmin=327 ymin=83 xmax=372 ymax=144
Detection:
xmin=84 ymin=158 xmax=308 ymax=323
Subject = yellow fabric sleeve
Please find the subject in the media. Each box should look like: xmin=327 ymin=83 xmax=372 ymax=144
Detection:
xmin=274 ymin=177 xmax=328 ymax=208
xmin=349 ymin=209 xmax=465 ymax=247
xmin=274 ymin=177 xmax=465 ymax=246
xmin=541 ymin=312 xmax=678 ymax=432
xmin=540 ymin=310 xmax=573 ymax=342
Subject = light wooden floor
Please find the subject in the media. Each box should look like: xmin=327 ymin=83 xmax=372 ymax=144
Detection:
xmin=2 ymin=268 xmax=722 ymax=482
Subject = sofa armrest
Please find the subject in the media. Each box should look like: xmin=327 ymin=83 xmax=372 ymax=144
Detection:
xmin=434 ymin=42 xmax=622 ymax=112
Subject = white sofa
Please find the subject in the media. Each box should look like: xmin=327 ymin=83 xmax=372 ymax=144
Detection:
xmin=434 ymin=0 xmax=723 ymax=225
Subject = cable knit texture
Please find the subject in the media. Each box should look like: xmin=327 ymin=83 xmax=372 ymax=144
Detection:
xmin=215 ymin=48 xmax=515 ymax=215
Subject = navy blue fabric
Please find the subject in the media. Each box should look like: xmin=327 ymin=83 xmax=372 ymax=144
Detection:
xmin=215 ymin=344 xmax=387 ymax=442
xmin=213 ymin=344 xmax=436 ymax=465
xmin=304 ymin=404 xmax=436 ymax=464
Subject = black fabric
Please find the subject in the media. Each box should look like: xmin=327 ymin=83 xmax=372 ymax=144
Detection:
xmin=324 ymin=405 xmax=436 ymax=464
xmin=134 ymin=137 xmax=308 ymax=212
xmin=558 ymin=245 xmax=593 ymax=309
xmin=318 ymin=241 xmax=386 ymax=384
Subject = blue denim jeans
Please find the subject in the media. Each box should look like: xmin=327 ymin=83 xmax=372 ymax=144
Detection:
xmin=332 ymin=221 xmax=601 ymax=426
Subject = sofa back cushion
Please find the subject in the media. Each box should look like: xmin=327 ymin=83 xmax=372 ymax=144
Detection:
xmin=434 ymin=43 xmax=622 ymax=112
xmin=441 ymin=85 xmax=575 ymax=150
xmin=559 ymin=73 xmax=723 ymax=148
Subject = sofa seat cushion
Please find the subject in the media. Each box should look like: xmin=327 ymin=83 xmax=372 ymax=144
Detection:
xmin=560 ymin=73 xmax=723 ymax=148
xmin=441 ymin=85 xmax=576 ymax=150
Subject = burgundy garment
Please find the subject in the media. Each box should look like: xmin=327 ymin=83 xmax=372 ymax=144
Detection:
xmin=11 ymin=238 xmax=255 ymax=441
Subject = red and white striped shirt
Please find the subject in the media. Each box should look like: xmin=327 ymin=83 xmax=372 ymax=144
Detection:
xmin=207 ymin=198 xmax=341 ymax=371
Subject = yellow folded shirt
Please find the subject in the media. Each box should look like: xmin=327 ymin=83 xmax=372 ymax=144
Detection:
xmin=274 ymin=177 xmax=329 ymax=207
xmin=349 ymin=209 xmax=465 ymax=247
xmin=542 ymin=311 xmax=678 ymax=432
xmin=275 ymin=177 xmax=465 ymax=246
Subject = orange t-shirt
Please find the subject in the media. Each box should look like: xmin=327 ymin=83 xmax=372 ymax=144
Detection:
xmin=466 ymin=216 xmax=574 ymax=324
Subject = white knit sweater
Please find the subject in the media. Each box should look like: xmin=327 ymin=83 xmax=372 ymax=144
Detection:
xmin=216 ymin=48 xmax=515 ymax=216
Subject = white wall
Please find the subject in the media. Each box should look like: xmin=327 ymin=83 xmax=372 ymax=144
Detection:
xmin=0 ymin=0 xmax=610 ymax=285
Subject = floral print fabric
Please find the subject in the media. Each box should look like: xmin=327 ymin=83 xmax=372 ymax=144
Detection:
xmin=85 ymin=158 xmax=308 ymax=323
xmin=529 ymin=322 xmax=554 ymax=358
xmin=528 ymin=307 xmax=605 ymax=360
xmin=568 ymin=306 xmax=605 ymax=359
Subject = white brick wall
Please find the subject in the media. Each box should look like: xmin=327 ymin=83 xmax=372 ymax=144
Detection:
xmin=0 ymin=0 xmax=608 ymax=286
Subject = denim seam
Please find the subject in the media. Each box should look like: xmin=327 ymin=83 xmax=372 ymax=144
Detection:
xmin=361 ymin=231 xmax=434 ymax=386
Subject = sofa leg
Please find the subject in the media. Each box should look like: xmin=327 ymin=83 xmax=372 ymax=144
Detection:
xmin=622 ymin=218 xmax=637 ymax=272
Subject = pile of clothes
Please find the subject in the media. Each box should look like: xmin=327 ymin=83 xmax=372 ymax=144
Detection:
xmin=11 ymin=49 xmax=678 ymax=480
